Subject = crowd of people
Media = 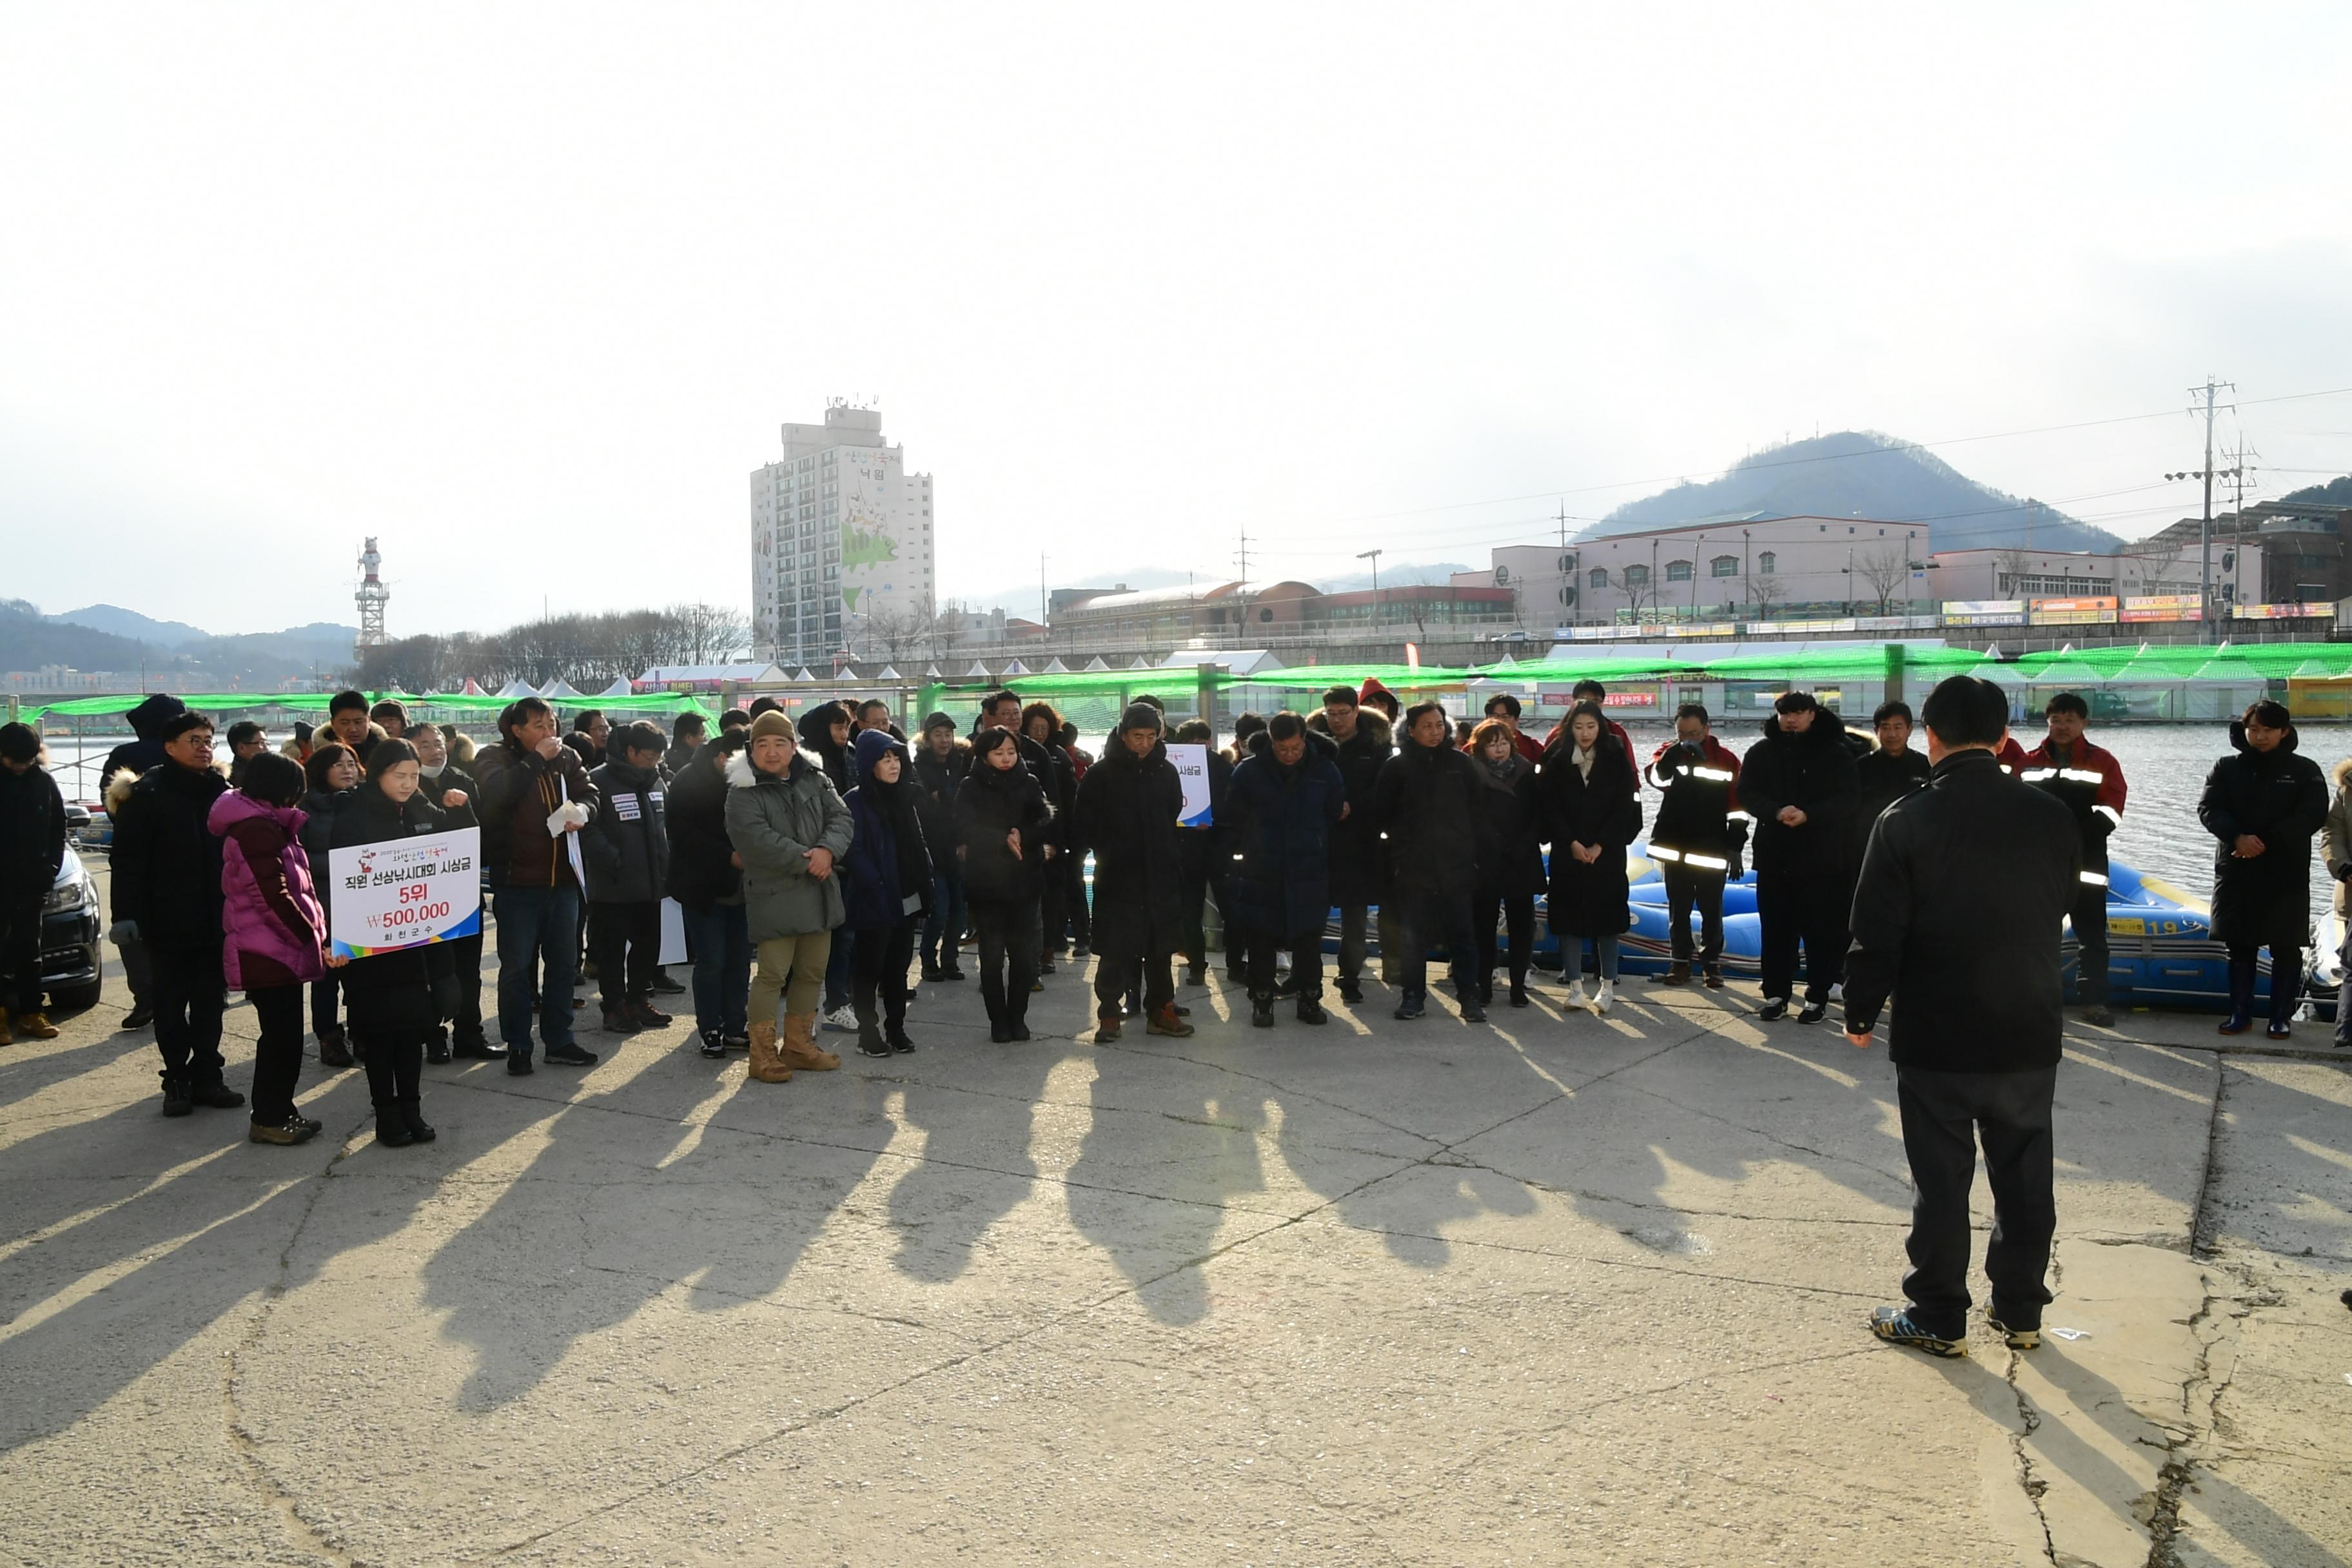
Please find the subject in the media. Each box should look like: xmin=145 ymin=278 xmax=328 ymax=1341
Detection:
xmin=0 ymin=672 xmax=2342 ymax=1156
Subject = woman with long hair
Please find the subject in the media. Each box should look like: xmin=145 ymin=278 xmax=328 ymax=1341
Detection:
xmin=954 ymin=726 xmax=1051 ymax=1042
xmin=1538 ymin=701 xmax=1642 ymax=1014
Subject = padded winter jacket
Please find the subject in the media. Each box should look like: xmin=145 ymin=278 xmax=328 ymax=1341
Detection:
xmin=724 ymin=750 xmax=852 ymax=940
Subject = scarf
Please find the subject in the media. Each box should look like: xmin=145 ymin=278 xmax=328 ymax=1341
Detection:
xmin=1573 ymin=744 xmax=1596 ymax=781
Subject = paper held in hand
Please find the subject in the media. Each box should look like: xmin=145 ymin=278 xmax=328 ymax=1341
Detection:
xmin=328 ymin=826 xmax=484 ymax=959
xmin=1168 ymin=743 xmax=1213 ymax=827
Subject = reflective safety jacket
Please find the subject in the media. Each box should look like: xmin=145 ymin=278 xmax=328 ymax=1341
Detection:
xmin=1643 ymin=735 xmax=1749 ymax=872
xmin=2018 ymin=734 xmax=2128 ymax=886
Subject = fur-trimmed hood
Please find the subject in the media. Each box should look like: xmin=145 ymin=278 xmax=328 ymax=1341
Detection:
xmin=727 ymin=749 xmax=818 ymax=790
xmin=2333 ymin=756 xmax=2352 ymax=792
xmin=1304 ymin=708 xmax=1393 ymax=749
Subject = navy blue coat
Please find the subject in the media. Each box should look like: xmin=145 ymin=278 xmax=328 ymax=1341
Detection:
xmin=1226 ymin=733 xmax=1346 ymax=937
xmin=842 ymin=730 xmax=933 ymax=931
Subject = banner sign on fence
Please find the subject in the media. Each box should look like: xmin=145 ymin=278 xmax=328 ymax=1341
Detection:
xmin=2234 ymin=601 xmax=2332 ymax=620
xmin=2121 ymin=594 xmax=2203 ymax=623
xmin=1943 ymin=600 xmax=2028 ymax=627
xmin=328 ymin=825 xmax=483 ymax=959
xmin=1167 ymin=743 xmax=1214 ymax=827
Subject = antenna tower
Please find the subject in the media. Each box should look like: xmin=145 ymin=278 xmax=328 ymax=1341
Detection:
xmin=354 ymin=536 xmax=391 ymax=663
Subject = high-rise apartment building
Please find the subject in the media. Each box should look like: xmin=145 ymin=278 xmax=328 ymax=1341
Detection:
xmin=749 ymin=404 xmax=936 ymax=667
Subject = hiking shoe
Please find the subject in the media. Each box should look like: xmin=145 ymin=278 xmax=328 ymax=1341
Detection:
xmin=1394 ymin=994 xmax=1426 ymax=1021
xmin=544 ymin=1044 xmax=599 ymax=1067
xmin=1296 ymin=997 xmax=1328 ymax=1026
xmin=161 ymin=1077 xmax=194 ymax=1117
xmin=601 ymin=1009 xmax=640 ymax=1035
xmin=1797 ymin=1001 xmax=1827 ymax=1025
xmin=1870 ymin=1306 xmax=1966 ymax=1358
xmin=698 ymin=1031 xmax=729 ymax=1059
xmin=888 ymin=1029 xmax=916 ymax=1054
xmin=1146 ymin=1005 xmax=1194 ymax=1038
xmin=1338 ymin=978 xmax=1364 ymax=1004
xmin=1460 ymin=1001 xmax=1487 ymax=1023
xmin=2081 ymin=1004 xmax=2115 ymax=1027
xmin=1094 ymin=1015 xmax=1122 ymax=1043
xmin=1756 ymin=997 xmax=1790 ymax=1021
xmin=250 ymin=1114 xmax=318 ymax=1146
xmin=1251 ymin=997 xmax=1275 ymax=1028
xmin=648 ymin=972 xmax=685 ymax=995
xmin=316 ymin=1026 xmax=354 ymax=1068
xmin=1660 ymin=963 xmax=1690 ymax=986
xmin=1988 ymin=1315 xmax=2041 ymax=1351
xmin=1702 ymin=967 xmax=1725 ymax=989
xmin=629 ymin=999 xmax=673 ymax=1028
xmin=506 ymin=1054 xmax=535 ymax=1075
xmin=190 ymin=1080 xmax=246 ymax=1110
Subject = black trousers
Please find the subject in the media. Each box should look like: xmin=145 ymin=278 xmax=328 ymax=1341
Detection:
xmin=1095 ymin=943 xmax=1173 ymax=1020
xmin=1663 ymin=867 xmax=1727 ymax=966
xmin=1757 ymin=871 xmax=1845 ymax=1003
xmin=1 ymin=897 xmax=42 ymax=1014
xmin=1039 ymin=863 xmax=1068 ymax=957
xmin=1335 ymin=901 xmax=1371 ymax=985
xmin=589 ymin=899 xmax=662 ymax=1007
xmin=1471 ymin=887 xmax=1534 ymax=994
xmin=1179 ymin=858 xmax=1228 ymax=973
xmin=249 ymin=984 xmax=306 ymax=1122
xmin=1397 ymin=890 xmax=1479 ymax=1001
xmin=447 ymin=930 xmax=485 ymax=1041
xmin=311 ymin=971 xmax=342 ymax=1039
xmin=852 ymin=921 xmax=916 ymax=1033
xmin=1896 ymin=1063 xmax=2058 ymax=1339
xmin=358 ymin=1024 xmax=428 ymax=1112
xmin=1247 ymin=926 xmax=1324 ymax=1000
xmin=1063 ymin=854 xmax=1092 ymax=949
xmin=151 ymin=943 xmax=227 ymax=1087
xmin=2070 ymin=880 xmax=2110 ymax=1007
xmin=972 ymin=899 xmax=1041 ymax=1030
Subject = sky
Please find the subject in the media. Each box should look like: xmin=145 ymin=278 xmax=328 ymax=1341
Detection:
xmin=5 ymin=1 xmax=2349 ymax=636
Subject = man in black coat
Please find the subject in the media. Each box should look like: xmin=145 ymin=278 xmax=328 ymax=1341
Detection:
xmin=1309 ymin=685 xmax=1395 ymax=1002
xmin=912 ymin=713 xmax=970 ymax=983
xmin=100 ymin=691 xmax=188 ymax=1033
xmin=1843 ymin=676 xmax=2081 ymax=1359
xmin=0 ymin=722 xmax=67 ymax=1040
xmin=1227 ymin=714 xmax=1346 ymax=1027
xmin=109 ymin=709 xmax=244 ymax=1115
xmin=409 ymin=721 xmax=498 ymax=1061
xmin=1371 ymin=701 xmax=1486 ymax=1023
xmin=1737 ymin=691 xmax=1859 ymax=1023
xmin=1072 ymin=704 xmax=1193 ymax=1041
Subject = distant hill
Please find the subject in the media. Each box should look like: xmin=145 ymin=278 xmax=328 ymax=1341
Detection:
xmin=1 ymin=600 xmax=160 ymax=673
xmin=2280 ymin=475 xmax=2352 ymax=507
xmin=1587 ymin=431 xmax=2124 ymax=554
xmin=49 ymin=603 xmax=212 ymax=648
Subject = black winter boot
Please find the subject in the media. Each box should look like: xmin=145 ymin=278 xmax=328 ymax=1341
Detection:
xmin=852 ymin=984 xmax=891 ymax=1057
xmin=2220 ymin=956 xmax=2257 ymax=1035
xmin=1251 ymin=993 xmax=1276 ymax=1028
xmin=375 ymin=1103 xmax=415 ymax=1147
xmin=316 ymin=1025 xmax=354 ymax=1068
xmin=400 ymin=1101 xmax=437 ymax=1142
xmin=160 ymin=1074 xmax=194 ymax=1117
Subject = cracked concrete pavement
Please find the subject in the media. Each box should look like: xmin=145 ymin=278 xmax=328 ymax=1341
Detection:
xmin=3 ymin=954 xmax=2348 ymax=1566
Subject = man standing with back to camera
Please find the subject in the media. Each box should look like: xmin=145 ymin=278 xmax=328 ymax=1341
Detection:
xmin=1842 ymin=676 xmax=2079 ymax=1358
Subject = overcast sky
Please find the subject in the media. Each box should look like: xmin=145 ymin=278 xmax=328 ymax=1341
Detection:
xmin=5 ymin=2 xmax=2347 ymax=636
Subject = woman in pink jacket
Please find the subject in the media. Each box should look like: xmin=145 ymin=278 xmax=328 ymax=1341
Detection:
xmin=208 ymin=752 xmax=331 ymax=1146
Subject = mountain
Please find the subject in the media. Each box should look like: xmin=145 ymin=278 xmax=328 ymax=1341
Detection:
xmin=1 ymin=600 xmax=162 ymax=673
xmin=48 ymin=603 xmax=213 ymax=648
xmin=1587 ymin=431 xmax=2123 ymax=554
xmin=2280 ymin=475 xmax=2352 ymax=507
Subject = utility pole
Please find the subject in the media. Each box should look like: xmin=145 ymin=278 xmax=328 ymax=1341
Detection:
xmin=1555 ymin=502 xmax=1571 ymax=552
xmin=2227 ymin=438 xmax=2260 ymax=607
xmin=1235 ymin=527 xmax=1252 ymax=585
xmin=1039 ymin=553 xmax=1049 ymax=639
xmin=2191 ymin=377 xmax=2235 ymax=643
xmin=1356 ymin=548 xmax=1382 ymax=632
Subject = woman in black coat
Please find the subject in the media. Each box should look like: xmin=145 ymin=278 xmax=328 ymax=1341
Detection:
xmin=1538 ymin=702 xmax=1643 ymax=1014
xmin=2197 ymin=700 xmax=2329 ymax=1037
xmin=954 ymin=727 xmax=1053 ymax=1041
xmin=327 ymin=738 xmax=474 ymax=1147
xmin=665 ymin=731 xmax=751 ymax=1057
xmin=1467 ymin=718 xmax=1548 ymax=1008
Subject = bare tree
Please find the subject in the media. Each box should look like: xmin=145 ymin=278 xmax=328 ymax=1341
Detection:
xmin=1993 ymin=546 xmax=2034 ymax=599
xmin=1619 ymin=571 xmax=1660 ymax=622
xmin=1742 ymin=572 xmax=1788 ymax=620
xmin=1855 ymin=544 xmax=1914 ymax=615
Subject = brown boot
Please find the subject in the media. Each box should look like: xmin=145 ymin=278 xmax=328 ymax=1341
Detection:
xmin=1146 ymin=1004 xmax=1194 ymax=1039
xmin=744 ymin=1020 xmax=792 ymax=1083
xmin=0 ymin=1010 xmax=12 ymax=1046
xmin=16 ymin=1011 xmax=57 ymax=1039
xmin=1094 ymin=1013 xmax=1122 ymax=1043
xmin=1661 ymin=962 xmax=1690 ymax=986
xmin=779 ymin=1012 xmax=840 ymax=1072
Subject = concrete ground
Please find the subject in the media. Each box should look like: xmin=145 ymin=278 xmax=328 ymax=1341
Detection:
xmin=3 ymin=938 xmax=2348 ymax=1566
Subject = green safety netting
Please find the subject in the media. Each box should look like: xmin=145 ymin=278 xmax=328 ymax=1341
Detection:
xmin=20 ymin=689 xmax=716 ymax=723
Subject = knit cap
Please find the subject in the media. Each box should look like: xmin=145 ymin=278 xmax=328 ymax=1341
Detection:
xmin=750 ymin=709 xmax=796 ymax=743
xmin=1119 ymin=703 xmax=1164 ymax=735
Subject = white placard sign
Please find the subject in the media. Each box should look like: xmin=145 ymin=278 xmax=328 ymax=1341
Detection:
xmin=1168 ymin=742 xmax=1213 ymax=827
xmin=328 ymin=825 xmax=484 ymax=958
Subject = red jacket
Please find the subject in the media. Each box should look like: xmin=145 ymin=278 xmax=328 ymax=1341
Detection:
xmin=2019 ymin=734 xmax=2126 ymax=876
xmin=1995 ymin=736 xmax=2028 ymax=775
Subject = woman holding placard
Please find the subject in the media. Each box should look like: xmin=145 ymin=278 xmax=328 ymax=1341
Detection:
xmin=326 ymin=738 xmax=476 ymax=1148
